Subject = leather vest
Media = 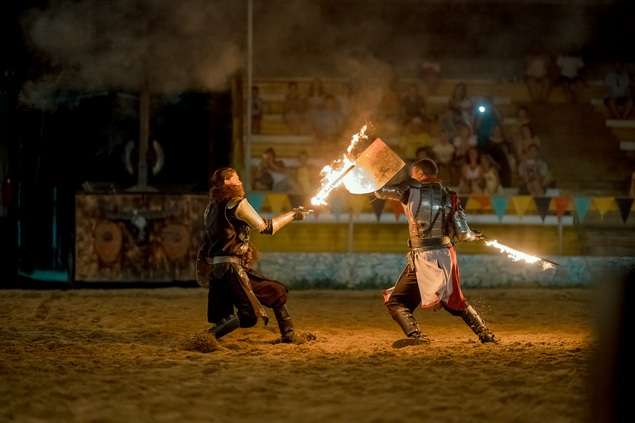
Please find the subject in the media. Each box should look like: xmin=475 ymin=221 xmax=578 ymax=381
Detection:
xmin=201 ymin=198 xmax=250 ymax=258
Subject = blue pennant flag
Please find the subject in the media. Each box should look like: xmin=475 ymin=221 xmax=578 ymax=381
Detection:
xmin=247 ymin=191 xmax=266 ymax=212
xmin=574 ymin=196 xmax=590 ymax=223
xmin=491 ymin=195 xmax=508 ymax=221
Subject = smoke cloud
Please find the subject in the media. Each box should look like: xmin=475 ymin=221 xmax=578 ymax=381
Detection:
xmin=21 ymin=0 xmax=244 ymax=109
xmin=21 ymin=0 xmax=600 ymax=110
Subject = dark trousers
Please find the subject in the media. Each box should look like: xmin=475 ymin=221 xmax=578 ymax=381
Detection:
xmin=207 ymin=263 xmax=288 ymax=326
xmin=386 ymin=265 xmax=464 ymax=317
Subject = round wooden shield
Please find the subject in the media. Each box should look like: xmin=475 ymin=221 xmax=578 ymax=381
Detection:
xmin=93 ymin=221 xmax=123 ymax=265
xmin=161 ymin=224 xmax=191 ymax=260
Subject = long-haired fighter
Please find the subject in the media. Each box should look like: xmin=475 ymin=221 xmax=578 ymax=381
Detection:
xmin=197 ymin=167 xmax=310 ymax=343
xmin=376 ymin=159 xmax=497 ymax=345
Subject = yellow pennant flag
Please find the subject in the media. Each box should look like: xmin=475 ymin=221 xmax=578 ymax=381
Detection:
xmin=511 ymin=195 xmax=534 ymax=216
xmin=592 ymin=197 xmax=616 ymax=219
xmin=264 ymin=193 xmax=292 ymax=213
xmin=348 ymin=195 xmax=369 ymax=216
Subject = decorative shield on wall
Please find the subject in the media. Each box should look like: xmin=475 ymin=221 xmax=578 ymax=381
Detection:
xmin=93 ymin=221 xmax=123 ymax=265
xmin=161 ymin=224 xmax=191 ymax=261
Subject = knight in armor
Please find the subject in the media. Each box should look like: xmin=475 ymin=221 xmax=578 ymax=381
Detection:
xmin=198 ymin=167 xmax=311 ymax=343
xmin=376 ymin=158 xmax=497 ymax=345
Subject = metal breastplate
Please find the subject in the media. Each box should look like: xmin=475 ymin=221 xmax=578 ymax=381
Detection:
xmin=405 ymin=182 xmax=450 ymax=241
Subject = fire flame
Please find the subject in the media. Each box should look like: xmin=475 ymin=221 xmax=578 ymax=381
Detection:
xmin=484 ymin=239 xmax=555 ymax=270
xmin=310 ymin=125 xmax=368 ymax=206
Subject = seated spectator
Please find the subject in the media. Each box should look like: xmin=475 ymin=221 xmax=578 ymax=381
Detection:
xmin=415 ymin=145 xmax=434 ymax=161
xmin=252 ymin=164 xmax=273 ymax=191
xmin=556 ymin=53 xmax=585 ymax=102
xmin=251 ymin=86 xmax=264 ymax=134
xmin=257 ymin=148 xmax=293 ymax=192
xmin=452 ymin=123 xmax=477 ymax=162
xmin=481 ymin=154 xmax=502 ymax=194
xmin=483 ymin=124 xmax=513 ymax=187
xmin=401 ymin=84 xmax=426 ymax=124
xmin=431 ymin=130 xmax=455 ymax=182
xmin=514 ymin=124 xmax=541 ymax=161
xmin=458 ymin=147 xmax=483 ymax=194
xmin=604 ymin=61 xmax=633 ymax=119
xmin=283 ymin=81 xmax=307 ymax=133
xmin=448 ymin=82 xmax=474 ymax=128
xmin=525 ymin=49 xmax=553 ymax=103
xmin=419 ymin=60 xmax=442 ymax=95
xmin=517 ymin=144 xmax=554 ymax=196
xmin=517 ymin=106 xmax=531 ymax=126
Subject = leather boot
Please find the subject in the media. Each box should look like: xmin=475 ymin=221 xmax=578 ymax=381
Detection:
xmin=273 ymin=305 xmax=301 ymax=343
xmin=461 ymin=305 xmax=497 ymax=343
xmin=389 ymin=305 xmax=430 ymax=343
xmin=212 ymin=314 xmax=240 ymax=339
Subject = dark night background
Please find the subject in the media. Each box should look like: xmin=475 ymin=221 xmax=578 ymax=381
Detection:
xmin=1 ymin=0 xmax=635 ymax=280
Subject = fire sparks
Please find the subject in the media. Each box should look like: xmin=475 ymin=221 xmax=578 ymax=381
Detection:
xmin=484 ymin=239 xmax=556 ymax=270
xmin=310 ymin=125 xmax=368 ymax=206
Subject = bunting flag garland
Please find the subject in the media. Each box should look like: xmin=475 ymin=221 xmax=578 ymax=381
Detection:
xmin=615 ymin=197 xmax=634 ymax=223
xmin=593 ymin=197 xmax=615 ymax=220
xmin=246 ymin=192 xmax=634 ymax=223
xmin=574 ymin=196 xmax=590 ymax=223
xmin=247 ymin=192 xmax=266 ymax=212
xmin=264 ymin=193 xmax=291 ymax=213
xmin=511 ymin=195 xmax=532 ymax=216
xmin=329 ymin=192 xmax=347 ymax=217
xmin=349 ymin=195 xmax=369 ymax=216
xmin=371 ymin=198 xmax=386 ymax=221
xmin=553 ymin=196 xmax=571 ymax=218
xmin=534 ymin=196 xmax=551 ymax=222
xmin=474 ymin=195 xmax=491 ymax=210
xmin=388 ymin=199 xmax=404 ymax=220
xmin=288 ymin=194 xmax=305 ymax=208
xmin=491 ymin=195 xmax=508 ymax=221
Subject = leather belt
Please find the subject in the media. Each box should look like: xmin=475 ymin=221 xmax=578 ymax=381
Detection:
xmin=408 ymin=236 xmax=451 ymax=250
xmin=206 ymin=256 xmax=242 ymax=265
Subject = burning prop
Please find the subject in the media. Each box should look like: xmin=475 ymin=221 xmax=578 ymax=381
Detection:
xmin=478 ymin=235 xmax=558 ymax=270
xmin=310 ymin=125 xmax=406 ymax=206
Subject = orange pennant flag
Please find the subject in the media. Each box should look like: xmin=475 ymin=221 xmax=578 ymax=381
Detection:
xmin=553 ymin=196 xmax=571 ymax=217
xmin=388 ymin=200 xmax=404 ymax=220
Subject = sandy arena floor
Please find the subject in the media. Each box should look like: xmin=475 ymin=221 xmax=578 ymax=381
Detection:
xmin=0 ymin=288 xmax=594 ymax=423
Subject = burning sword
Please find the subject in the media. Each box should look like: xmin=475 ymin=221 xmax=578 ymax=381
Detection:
xmin=476 ymin=233 xmax=559 ymax=270
xmin=311 ymin=125 xmax=406 ymax=206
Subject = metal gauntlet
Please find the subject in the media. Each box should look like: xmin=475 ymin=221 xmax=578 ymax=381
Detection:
xmin=374 ymin=184 xmax=408 ymax=202
xmin=453 ymin=209 xmax=476 ymax=241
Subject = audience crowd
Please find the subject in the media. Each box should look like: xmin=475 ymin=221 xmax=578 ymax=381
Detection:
xmin=252 ymin=59 xmax=635 ymax=198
